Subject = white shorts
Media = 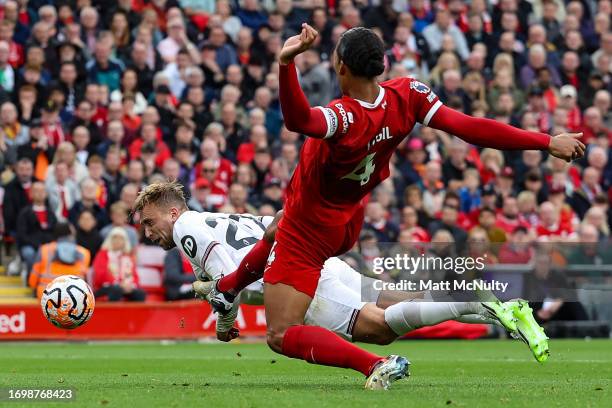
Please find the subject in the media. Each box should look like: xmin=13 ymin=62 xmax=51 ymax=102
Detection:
xmin=304 ymin=258 xmax=367 ymax=341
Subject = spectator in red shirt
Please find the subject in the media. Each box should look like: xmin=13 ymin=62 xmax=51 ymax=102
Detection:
xmin=194 ymin=138 xmax=235 ymax=189
xmin=496 ymin=196 xmax=530 ymax=235
xmin=128 ymin=122 xmax=171 ymax=167
xmin=558 ymin=84 xmax=583 ymax=131
xmin=581 ymin=107 xmax=612 ymax=144
xmin=498 ymin=226 xmax=534 ymax=264
xmin=93 ymin=227 xmax=145 ymax=302
xmin=536 ymin=201 xmax=574 ymax=239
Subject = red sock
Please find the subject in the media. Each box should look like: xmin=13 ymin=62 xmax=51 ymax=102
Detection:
xmin=281 ymin=325 xmax=384 ymax=376
xmin=217 ymin=239 xmax=273 ymax=294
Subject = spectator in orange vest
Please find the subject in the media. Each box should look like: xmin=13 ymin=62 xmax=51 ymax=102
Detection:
xmin=28 ymin=222 xmax=90 ymax=298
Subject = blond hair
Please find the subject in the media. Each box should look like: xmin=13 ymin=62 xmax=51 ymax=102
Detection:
xmin=133 ymin=181 xmax=186 ymax=214
xmin=102 ymin=227 xmax=132 ymax=253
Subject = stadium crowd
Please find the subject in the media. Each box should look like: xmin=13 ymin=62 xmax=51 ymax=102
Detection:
xmin=0 ymin=0 xmax=610 ymax=313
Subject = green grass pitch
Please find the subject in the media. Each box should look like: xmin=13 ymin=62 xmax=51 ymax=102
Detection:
xmin=1 ymin=339 xmax=610 ymax=408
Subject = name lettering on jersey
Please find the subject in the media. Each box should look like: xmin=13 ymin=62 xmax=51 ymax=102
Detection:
xmin=335 ymin=103 xmax=349 ymax=134
xmin=181 ymin=235 xmax=197 ymax=258
xmin=367 ymin=127 xmax=392 ymax=150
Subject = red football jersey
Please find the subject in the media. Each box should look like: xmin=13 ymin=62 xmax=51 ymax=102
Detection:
xmin=284 ymin=77 xmax=441 ymax=226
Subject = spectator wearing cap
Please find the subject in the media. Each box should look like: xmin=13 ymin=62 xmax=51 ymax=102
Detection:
xmin=494 ymin=166 xmax=516 ymax=199
xmin=558 ymin=85 xmax=582 ymax=131
xmin=187 ymin=177 xmax=214 ymax=212
xmin=524 ymin=85 xmax=552 ymax=133
xmin=16 ymin=118 xmax=53 ymax=180
xmin=396 ymin=137 xmax=427 ymax=192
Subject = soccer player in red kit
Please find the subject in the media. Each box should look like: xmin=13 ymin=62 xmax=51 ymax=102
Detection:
xmin=200 ymin=24 xmax=585 ymax=389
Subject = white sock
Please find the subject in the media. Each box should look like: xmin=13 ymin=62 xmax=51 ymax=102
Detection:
xmin=384 ymin=301 xmax=485 ymax=335
xmin=456 ymin=314 xmax=501 ymax=327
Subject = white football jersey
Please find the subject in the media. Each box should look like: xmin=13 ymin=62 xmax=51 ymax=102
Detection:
xmin=173 ymin=211 xmax=273 ymax=285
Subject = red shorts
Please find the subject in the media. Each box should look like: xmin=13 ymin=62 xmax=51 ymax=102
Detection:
xmin=263 ymin=207 xmax=364 ymax=297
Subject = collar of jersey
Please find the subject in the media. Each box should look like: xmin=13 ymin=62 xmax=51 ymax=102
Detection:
xmin=354 ymin=86 xmax=385 ymax=109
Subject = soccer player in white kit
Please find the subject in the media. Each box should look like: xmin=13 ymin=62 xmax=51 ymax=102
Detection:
xmin=173 ymin=210 xmax=525 ymax=347
xmin=135 ymin=182 xmax=549 ymax=363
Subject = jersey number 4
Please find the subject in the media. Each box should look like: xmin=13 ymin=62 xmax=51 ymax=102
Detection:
xmin=341 ymin=153 xmax=376 ymax=186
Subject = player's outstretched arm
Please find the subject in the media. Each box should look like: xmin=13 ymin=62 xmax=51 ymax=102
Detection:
xmin=429 ymin=105 xmax=585 ymax=162
xmin=278 ymin=24 xmax=329 ymax=139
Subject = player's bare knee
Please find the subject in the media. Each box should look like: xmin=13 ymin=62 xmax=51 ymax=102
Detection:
xmin=266 ymin=327 xmax=285 ymax=353
xmin=352 ymin=304 xmax=397 ymax=345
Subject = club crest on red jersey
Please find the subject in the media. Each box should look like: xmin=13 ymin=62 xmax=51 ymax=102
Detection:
xmin=410 ymin=81 xmax=430 ymax=94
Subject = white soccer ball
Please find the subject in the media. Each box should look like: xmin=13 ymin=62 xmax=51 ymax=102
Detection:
xmin=40 ymin=275 xmax=95 ymax=329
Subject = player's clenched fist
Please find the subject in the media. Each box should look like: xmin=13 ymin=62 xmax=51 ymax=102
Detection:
xmin=279 ymin=23 xmax=318 ymax=65
xmin=217 ymin=327 xmax=240 ymax=342
xmin=547 ymin=132 xmax=586 ymax=162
